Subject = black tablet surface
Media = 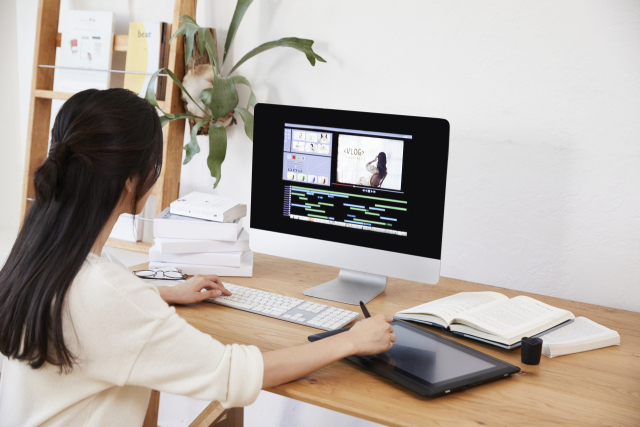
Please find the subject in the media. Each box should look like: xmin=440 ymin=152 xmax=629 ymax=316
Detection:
xmin=308 ymin=320 xmax=520 ymax=397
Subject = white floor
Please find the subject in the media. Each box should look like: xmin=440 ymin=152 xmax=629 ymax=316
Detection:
xmin=0 ymin=237 xmax=382 ymax=427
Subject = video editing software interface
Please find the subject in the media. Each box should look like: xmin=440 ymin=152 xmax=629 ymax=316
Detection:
xmin=282 ymin=124 xmax=410 ymax=236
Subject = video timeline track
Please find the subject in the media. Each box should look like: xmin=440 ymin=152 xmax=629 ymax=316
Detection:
xmin=284 ymin=185 xmax=408 ymax=236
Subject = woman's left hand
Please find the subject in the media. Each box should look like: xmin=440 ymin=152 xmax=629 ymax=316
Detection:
xmin=158 ymin=274 xmax=232 ymax=305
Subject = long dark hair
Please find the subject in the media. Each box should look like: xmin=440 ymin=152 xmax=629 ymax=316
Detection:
xmin=0 ymin=88 xmax=163 ymax=371
xmin=371 ymin=152 xmax=387 ymax=187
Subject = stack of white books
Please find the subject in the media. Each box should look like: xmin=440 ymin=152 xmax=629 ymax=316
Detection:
xmin=149 ymin=193 xmax=252 ymax=276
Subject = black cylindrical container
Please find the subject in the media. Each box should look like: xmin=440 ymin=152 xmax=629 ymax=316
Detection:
xmin=521 ymin=337 xmax=543 ymax=365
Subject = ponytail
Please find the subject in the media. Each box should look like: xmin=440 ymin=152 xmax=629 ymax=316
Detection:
xmin=0 ymin=88 xmax=163 ymax=371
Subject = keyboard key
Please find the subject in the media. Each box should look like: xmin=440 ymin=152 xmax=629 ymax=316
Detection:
xmin=216 ymin=300 xmax=255 ymax=310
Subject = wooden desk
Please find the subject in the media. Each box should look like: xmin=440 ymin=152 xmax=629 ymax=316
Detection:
xmin=136 ymin=253 xmax=640 ymax=426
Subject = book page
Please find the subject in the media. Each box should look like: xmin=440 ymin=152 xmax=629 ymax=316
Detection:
xmin=539 ymin=317 xmax=620 ymax=358
xmin=393 ymin=313 xmax=450 ymax=328
xmin=453 ymin=296 xmax=571 ymax=337
xmin=540 ymin=317 xmax=618 ymax=344
xmin=395 ymin=292 xmax=507 ymax=325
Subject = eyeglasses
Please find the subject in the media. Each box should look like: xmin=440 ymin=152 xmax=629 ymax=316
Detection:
xmin=133 ymin=269 xmax=187 ymax=281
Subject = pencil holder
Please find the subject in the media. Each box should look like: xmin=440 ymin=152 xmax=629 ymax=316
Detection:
xmin=521 ymin=337 xmax=543 ymax=365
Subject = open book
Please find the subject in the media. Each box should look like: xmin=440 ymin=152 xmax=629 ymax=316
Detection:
xmin=395 ymin=292 xmax=574 ymax=348
xmin=538 ymin=317 xmax=620 ymax=358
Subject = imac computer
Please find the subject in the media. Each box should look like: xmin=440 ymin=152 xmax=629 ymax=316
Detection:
xmin=250 ymin=104 xmax=449 ymax=305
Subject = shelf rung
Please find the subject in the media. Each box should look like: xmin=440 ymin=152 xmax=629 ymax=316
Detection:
xmin=33 ymin=89 xmax=165 ymax=110
xmin=56 ymin=33 xmax=128 ymax=52
xmin=105 ymin=238 xmax=153 ymax=254
xmin=34 ymin=89 xmax=73 ymax=101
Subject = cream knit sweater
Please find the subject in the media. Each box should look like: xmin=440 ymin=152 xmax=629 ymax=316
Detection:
xmin=0 ymin=253 xmax=264 ymax=427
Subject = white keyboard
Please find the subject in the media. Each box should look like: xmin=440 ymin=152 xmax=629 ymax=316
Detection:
xmin=206 ymin=283 xmax=361 ymax=330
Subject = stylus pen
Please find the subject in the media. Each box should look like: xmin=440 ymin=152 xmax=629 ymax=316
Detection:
xmin=359 ymin=301 xmax=371 ymax=318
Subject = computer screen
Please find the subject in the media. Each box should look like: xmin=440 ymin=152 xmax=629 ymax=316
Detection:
xmin=252 ymin=104 xmax=449 ymax=262
xmin=283 ymin=125 xmax=409 ymax=237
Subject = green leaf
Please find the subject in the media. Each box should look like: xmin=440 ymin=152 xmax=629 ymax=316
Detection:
xmin=161 ymin=68 xmax=210 ymax=118
xmin=234 ymin=107 xmax=254 ymax=141
xmin=184 ymin=25 xmax=197 ymax=66
xmin=204 ymin=28 xmax=220 ymax=73
xmin=169 ymin=21 xmax=199 ymax=66
xmin=207 ymin=124 xmax=228 ymax=188
xmin=146 ymin=68 xmax=207 ymax=127
xmin=199 ymin=75 xmax=239 ymax=119
xmin=179 ymin=14 xmax=197 ymax=24
xmin=159 ymin=112 xmax=207 ymax=129
xmin=176 ymin=15 xmax=218 ymax=72
xmin=170 ymin=112 xmax=205 ymax=120
xmin=230 ymin=75 xmax=257 ymax=110
xmin=223 ymin=0 xmax=254 ymax=67
xmin=160 ymin=115 xmax=172 ymax=128
xmin=147 ymin=67 xmax=206 ymax=127
xmin=197 ymin=27 xmax=206 ymax=55
xmin=228 ymin=37 xmax=326 ymax=75
xmin=145 ymin=69 xmax=166 ymax=113
xmin=184 ymin=119 xmax=208 ymax=164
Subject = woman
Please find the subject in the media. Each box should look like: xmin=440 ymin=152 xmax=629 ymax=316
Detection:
xmin=357 ymin=152 xmax=388 ymax=188
xmin=0 ymin=89 xmax=395 ymax=426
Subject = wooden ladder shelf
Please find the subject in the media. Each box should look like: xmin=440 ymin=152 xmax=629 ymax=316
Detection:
xmin=21 ymin=0 xmax=197 ymax=254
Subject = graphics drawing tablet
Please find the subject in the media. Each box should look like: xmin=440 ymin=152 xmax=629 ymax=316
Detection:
xmin=308 ymin=320 xmax=520 ymax=397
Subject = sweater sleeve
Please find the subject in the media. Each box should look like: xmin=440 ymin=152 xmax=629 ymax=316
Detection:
xmin=126 ymin=312 xmax=264 ymax=408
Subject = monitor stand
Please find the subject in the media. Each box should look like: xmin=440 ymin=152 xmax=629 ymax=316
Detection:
xmin=303 ymin=269 xmax=387 ymax=305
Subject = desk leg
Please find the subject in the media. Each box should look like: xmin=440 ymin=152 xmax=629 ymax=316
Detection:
xmin=142 ymin=389 xmax=160 ymax=427
xmin=225 ymin=407 xmax=244 ymax=426
xmin=188 ymin=400 xmax=227 ymax=427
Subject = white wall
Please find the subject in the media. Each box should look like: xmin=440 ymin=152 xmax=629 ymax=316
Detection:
xmin=14 ymin=0 xmax=639 ymax=312
xmin=184 ymin=0 xmax=640 ymax=312
xmin=0 ymin=0 xmax=23 ymax=258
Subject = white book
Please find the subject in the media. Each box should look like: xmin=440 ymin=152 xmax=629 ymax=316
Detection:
xmin=154 ymin=229 xmax=250 ymax=254
xmin=109 ymin=214 xmax=143 ymax=242
xmin=154 ymin=208 xmax=242 ymax=241
xmin=395 ymin=292 xmax=574 ymax=347
xmin=149 ymin=245 xmax=246 ymax=267
xmin=54 ymin=10 xmax=115 ymax=93
xmin=150 ymin=252 xmax=253 ymax=277
xmin=170 ymin=192 xmax=247 ymax=223
xmin=539 ymin=317 xmax=620 ymax=358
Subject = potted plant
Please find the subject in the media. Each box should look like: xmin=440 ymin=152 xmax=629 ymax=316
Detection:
xmin=145 ymin=0 xmax=326 ymax=188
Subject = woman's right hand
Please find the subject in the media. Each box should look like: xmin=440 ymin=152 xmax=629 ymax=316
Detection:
xmin=262 ymin=313 xmax=396 ymax=388
xmin=344 ymin=314 xmax=396 ymax=356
